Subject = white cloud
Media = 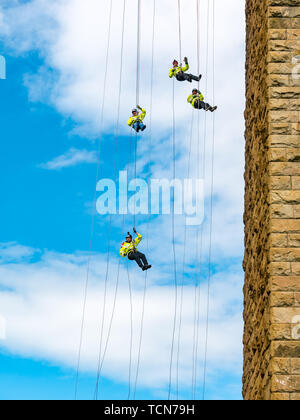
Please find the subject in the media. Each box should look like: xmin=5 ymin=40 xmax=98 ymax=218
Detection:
xmin=0 ymin=243 xmax=243 ymax=398
xmin=39 ymin=148 xmax=97 ymax=170
xmin=0 ymin=242 xmax=38 ymax=263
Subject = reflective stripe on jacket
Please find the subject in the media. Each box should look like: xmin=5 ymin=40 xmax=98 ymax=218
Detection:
xmin=169 ymin=63 xmax=189 ymax=78
xmin=120 ymin=233 xmax=143 ymax=258
xmin=127 ymin=109 xmax=146 ymax=127
xmin=187 ymin=93 xmax=205 ymax=107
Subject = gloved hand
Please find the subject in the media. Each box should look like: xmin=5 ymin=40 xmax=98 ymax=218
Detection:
xmin=133 ymin=227 xmax=137 ymax=234
xmin=137 ymin=105 xmax=142 ymax=110
xmin=184 ymin=57 xmax=188 ymax=64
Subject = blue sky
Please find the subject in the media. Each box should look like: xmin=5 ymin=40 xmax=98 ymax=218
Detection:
xmin=0 ymin=0 xmax=245 ymax=400
xmin=1 ymin=55 xmax=90 ymax=250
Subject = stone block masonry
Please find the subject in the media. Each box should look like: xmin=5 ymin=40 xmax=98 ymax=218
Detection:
xmin=243 ymin=0 xmax=300 ymax=400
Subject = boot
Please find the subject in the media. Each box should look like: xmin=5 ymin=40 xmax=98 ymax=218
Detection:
xmin=141 ymin=125 xmax=146 ymax=132
xmin=210 ymin=106 xmax=218 ymax=112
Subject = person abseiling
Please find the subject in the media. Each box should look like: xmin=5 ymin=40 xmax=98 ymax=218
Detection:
xmin=127 ymin=106 xmax=147 ymax=133
xmin=120 ymin=228 xmax=152 ymax=271
xmin=169 ymin=57 xmax=202 ymax=83
xmin=187 ymin=88 xmax=217 ymax=112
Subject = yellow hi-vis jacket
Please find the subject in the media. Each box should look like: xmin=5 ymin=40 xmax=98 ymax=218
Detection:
xmin=127 ymin=109 xmax=146 ymax=127
xmin=120 ymin=233 xmax=143 ymax=258
xmin=169 ymin=63 xmax=189 ymax=78
xmin=187 ymin=92 xmax=205 ymax=107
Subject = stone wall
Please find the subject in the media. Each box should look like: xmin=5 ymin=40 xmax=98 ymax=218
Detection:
xmin=243 ymin=0 xmax=300 ymax=400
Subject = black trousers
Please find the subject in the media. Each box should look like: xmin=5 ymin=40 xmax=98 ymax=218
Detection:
xmin=128 ymin=251 xmax=148 ymax=268
xmin=176 ymin=73 xmax=200 ymax=82
xmin=193 ymin=99 xmax=212 ymax=111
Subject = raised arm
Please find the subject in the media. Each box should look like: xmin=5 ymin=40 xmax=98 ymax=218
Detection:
xmin=133 ymin=227 xmax=142 ymax=245
xmin=135 ymin=233 xmax=142 ymax=246
xmin=140 ymin=109 xmax=146 ymax=120
xmin=182 ymin=63 xmax=189 ymax=73
xmin=137 ymin=106 xmax=146 ymax=121
xmin=169 ymin=68 xmax=175 ymax=78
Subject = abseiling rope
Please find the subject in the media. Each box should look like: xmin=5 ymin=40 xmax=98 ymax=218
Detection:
xmin=133 ymin=0 xmax=141 ymax=229
xmin=95 ymin=133 xmax=133 ymax=400
xmin=168 ymin=0 xmax=184 ymax=399
xmin=94 ymin=0 xmax=127 ymax=400
xmin=203 ymin=0 xmax=216 ymax=400
xmin=192 ymin=0 xmax=207 ymax=400
xmin=126 ymin=258 xmax=134 ymax=399
xmin=168 ymin=78 xmax=179 ymax=401
xmin=96 ymin=130 xmax=135 ymax=400
xmin=192 ymin=111 xmax=203 ymax=400
xmin=126 ymin=129 xmax=134 ymax=401
xmin=196 ymin=0 xmax=201 ymax=87
xmin=178 ymin=0 xmax=182 ymax=64
xmin=90 ymin=129 xmax=134 ymax=400
xmin=136 ymin=0 xmax=141 ymax=107
xmin=132 ymin=0 xmax=156 ymax=399
xmin=131 ymin=0 xmax=142 ymax=399
xmin=74 ymin=0 xmax=113 ymax=400
xmin=177 ymin=0 xmax=204 ymax=400
xmin=194 ymin=0 xmax=213 ymax=400
xmin=175 ymin=109 xmax=195 ymax=400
